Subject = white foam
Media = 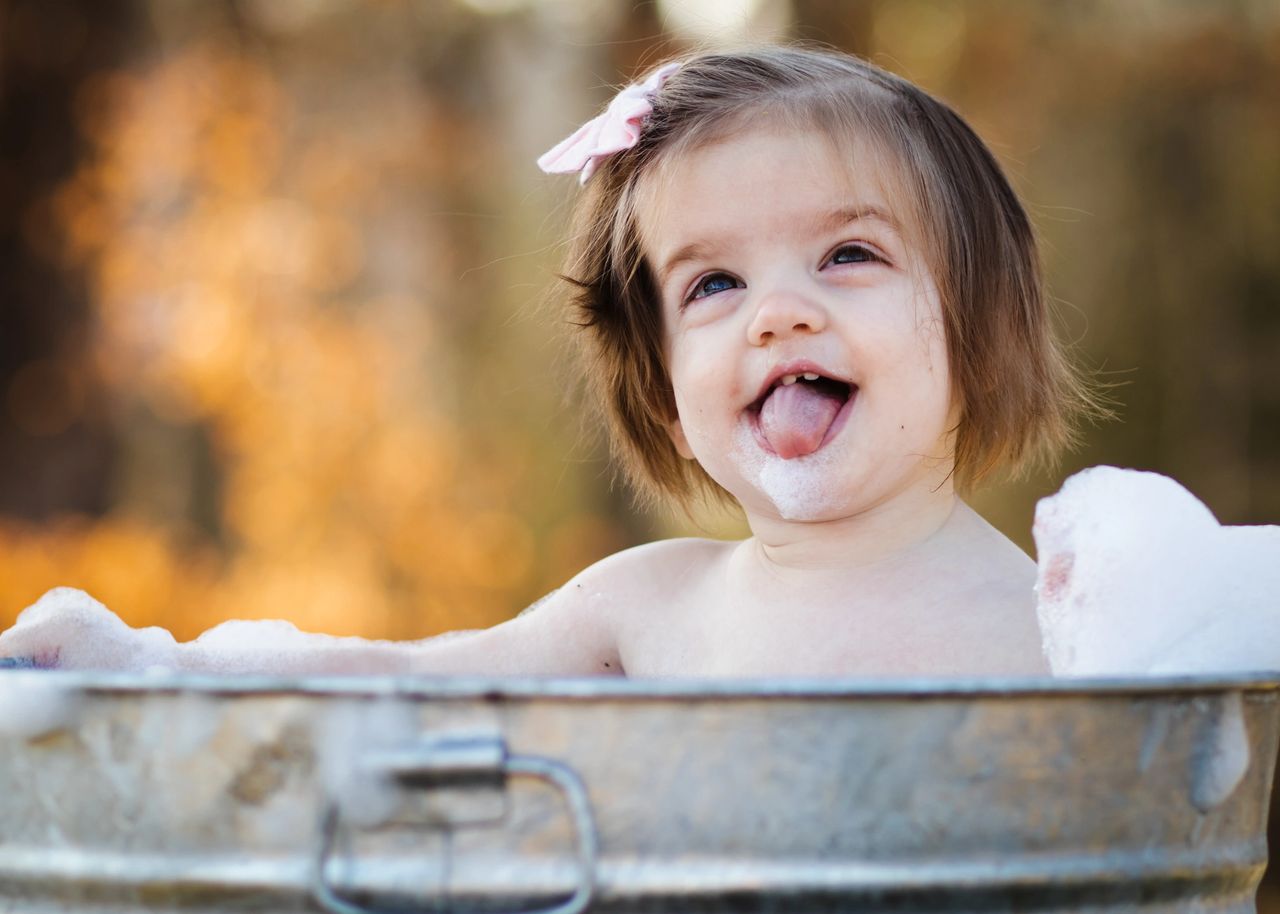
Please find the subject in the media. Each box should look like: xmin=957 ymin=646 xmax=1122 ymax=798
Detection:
xmin=1033 ymin=466 xmax=1280 ymax=677
xmin=0 ymin=671 xmax=79 ymax=739
xmin=1189 ymin=691 xmax=1250 ymax=812
xmin=0 ymin=588 xmax=423 ymax=675
xmin=732 ymin=423 xmax=840 ymax=521
xmin=1034 ymin=467 xmax=1274 ymax=811
xmin=187 ymin=619 xmax=420 ymax=675
xmin=0 ymin=587 xmax=179 ymax=672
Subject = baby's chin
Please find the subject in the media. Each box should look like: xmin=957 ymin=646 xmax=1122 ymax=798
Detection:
xmin=698 ymin=423 xmax=851 ymax=522
xmin=705 ymin=456 xmax=852 ymax=524
xmin=753 ymin=481 xmax=854 ymax=523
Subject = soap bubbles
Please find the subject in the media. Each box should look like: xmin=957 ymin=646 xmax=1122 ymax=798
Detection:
xmin=1034 ymin=466 xmax=1280 ymax=677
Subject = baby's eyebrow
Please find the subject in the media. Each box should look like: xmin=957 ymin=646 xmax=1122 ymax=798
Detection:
xmin=655 ymin=241 xmax=714 ymax=289
xmin=818 ymin=204 xmax=902 ymax=235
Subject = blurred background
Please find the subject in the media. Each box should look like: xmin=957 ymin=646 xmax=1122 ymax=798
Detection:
xmin=0 ymin=0 xmax=1278 ymax=898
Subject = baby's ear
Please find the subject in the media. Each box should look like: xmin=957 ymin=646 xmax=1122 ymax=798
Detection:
xmin=666 ymin=417 xmax=695 ymax=460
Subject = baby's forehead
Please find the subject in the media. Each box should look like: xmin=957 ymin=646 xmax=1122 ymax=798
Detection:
xmin=634 ymin=124 xmax=932 ymax=267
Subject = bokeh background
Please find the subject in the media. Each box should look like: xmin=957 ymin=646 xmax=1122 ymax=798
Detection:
xmin=0 ymin=0 xmax=1278 ymax=902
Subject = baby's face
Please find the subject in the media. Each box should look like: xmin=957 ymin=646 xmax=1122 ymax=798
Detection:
xmin=637 ymin=126 xmax=957 ymax=522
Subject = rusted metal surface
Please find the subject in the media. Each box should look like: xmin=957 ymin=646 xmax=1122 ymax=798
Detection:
xmin=0 ymin=673 xmax=1276 ymax=913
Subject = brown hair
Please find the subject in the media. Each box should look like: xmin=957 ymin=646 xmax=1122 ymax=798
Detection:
xmin=559 ymin=45 xmax=1096 ymax=510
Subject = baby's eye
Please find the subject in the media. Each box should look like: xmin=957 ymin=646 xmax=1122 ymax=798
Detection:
xmin=826 ymin=244 xmax=882 ymax=267
xmin=688 ymin=272 xmax=743 ymax=302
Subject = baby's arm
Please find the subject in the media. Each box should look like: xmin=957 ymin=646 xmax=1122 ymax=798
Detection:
xmin=0 ymin=571 xmax=624 ymax=677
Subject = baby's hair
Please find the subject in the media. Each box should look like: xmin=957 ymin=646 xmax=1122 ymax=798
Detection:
xmin=558 ymin=45 xmax=1097 ymax=511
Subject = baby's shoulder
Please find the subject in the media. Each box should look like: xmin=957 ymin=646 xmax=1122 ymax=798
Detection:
xmin=563 ymin=537 xmax=731 ymax=607
xmin=943 ymin=547 xmax=1044 ymax=675
xmin=923 ymin=507 xmax=1045 ymax=674
xmin=527 ymin=537 xmax=729 ymax=629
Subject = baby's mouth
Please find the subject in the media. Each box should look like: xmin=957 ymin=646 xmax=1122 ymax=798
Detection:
xmin=747 ymin=372 xmax=856 ymax=459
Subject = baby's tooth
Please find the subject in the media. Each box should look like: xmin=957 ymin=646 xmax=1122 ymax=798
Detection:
xmin=781 ymin=374 xmax=798 ymax=386
xmin=802 ymin=372 xmax=819 ymax=381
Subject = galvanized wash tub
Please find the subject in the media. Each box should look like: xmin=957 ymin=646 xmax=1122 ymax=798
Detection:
xmin=0 ymin=672 xmax=1276 ymax=913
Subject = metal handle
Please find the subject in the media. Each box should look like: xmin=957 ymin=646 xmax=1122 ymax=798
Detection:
xmin=312 ymin=733 xmax=598 ymax=914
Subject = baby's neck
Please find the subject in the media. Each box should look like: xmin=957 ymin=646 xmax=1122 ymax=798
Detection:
xmin=743 ymin=487 xmax=962 ymax=575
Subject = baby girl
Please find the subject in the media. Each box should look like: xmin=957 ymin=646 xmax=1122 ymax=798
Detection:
xmin=0 ymin=46 xmax=1099 ymax=678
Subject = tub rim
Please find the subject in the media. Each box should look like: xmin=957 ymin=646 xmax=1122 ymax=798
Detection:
xmin=4 ymin=669 xmax=1278 ymax=701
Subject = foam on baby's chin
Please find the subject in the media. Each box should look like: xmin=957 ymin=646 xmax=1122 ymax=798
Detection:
xmin=732 ymin=423 xmax=839 ymax=520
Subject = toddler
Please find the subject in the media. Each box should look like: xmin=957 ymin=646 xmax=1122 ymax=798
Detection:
xmin=0 ymin=46 xmax=1095 ymax=678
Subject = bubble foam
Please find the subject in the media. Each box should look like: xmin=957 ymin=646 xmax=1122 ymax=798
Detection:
xmin=1033 ymin=466 xmax=1280 ymax=677
xmin=733 ymin=423 xmax=839 ymax=521
xmin=0 ymin=671 xmax=79 ymax=739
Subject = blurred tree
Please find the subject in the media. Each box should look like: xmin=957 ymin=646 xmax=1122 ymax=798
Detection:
xmin=0 ymin=0 xmax=143 ymax=519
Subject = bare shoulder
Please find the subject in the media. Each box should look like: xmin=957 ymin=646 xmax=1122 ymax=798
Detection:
xmin=947 ymin=502 xmax=1036 ymax=578
xmin=942 ymin=504 xmax=1047 ymax=675
xmin=515 ymin=537 xmax=731 ymax=672
xmin=558 ymin=537 xmax=731 ymax=604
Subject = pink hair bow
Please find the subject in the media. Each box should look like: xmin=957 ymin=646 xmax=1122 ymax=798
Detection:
xmin=537 ymin=62 xmax=681 ymax=185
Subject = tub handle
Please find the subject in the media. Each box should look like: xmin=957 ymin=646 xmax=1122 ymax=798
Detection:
xmin=312 ymin=732 xmax=598 ymax=914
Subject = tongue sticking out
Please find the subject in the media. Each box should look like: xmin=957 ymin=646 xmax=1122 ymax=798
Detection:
xmin=758 ymin=382 xmax=846 ymax=459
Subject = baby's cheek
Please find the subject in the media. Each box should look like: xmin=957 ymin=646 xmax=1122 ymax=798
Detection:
xmin=669 ymin=389 xmax=714 ymax=441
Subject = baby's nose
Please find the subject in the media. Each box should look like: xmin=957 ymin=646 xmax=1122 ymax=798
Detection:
xmin=746 ymin=289 xmax=828 ymax=345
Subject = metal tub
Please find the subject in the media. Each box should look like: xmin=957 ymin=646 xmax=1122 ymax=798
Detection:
xmin=0 ymin=673 xmax=1276 ymax=913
